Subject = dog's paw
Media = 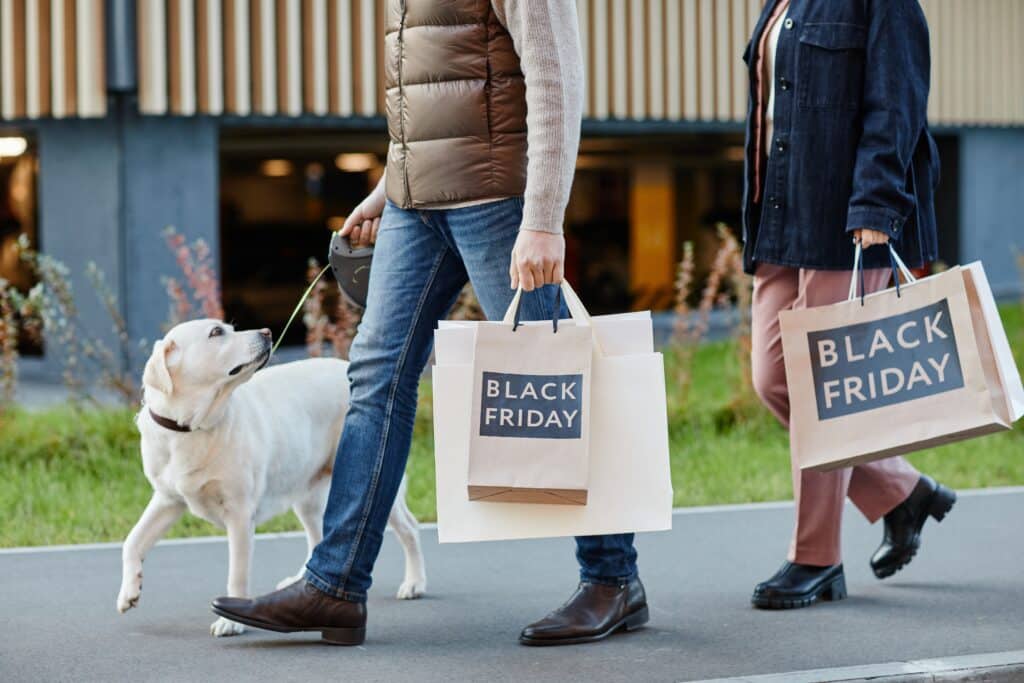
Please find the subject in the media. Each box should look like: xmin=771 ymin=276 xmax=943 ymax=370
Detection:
xmin=396 ymin=576 xmax=426 ymax=600
xmin=116 ymin=581 xmax=141 ymax=613
xmin=210 ymin=617 xmax=246 ymax=637
xmin=275 ymin=573 xmax=304 ymax=591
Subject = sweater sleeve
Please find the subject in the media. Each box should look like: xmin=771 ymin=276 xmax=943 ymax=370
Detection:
xmin=492 ymin=0 xmax=584 ymax=234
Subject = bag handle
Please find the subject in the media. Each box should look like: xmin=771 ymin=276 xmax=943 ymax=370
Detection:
xmin=847 ymin=243 xmax=917 ymax=305
xmin=501 ymin=280 xmax=593 ymax=332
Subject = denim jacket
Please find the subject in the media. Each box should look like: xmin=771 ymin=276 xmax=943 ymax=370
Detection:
xmin=741 ymin=0 xmax=940 ymax=274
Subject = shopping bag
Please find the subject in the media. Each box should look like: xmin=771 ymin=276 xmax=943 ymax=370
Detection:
xmin=961 ymin=262 xmax=1024 ymax=423
xmin=780 ymin=244 xmax=1023 ymax=471
xmin=432 ymin=283 xmax=673 ymax=542
xmin=466 ymin=283 xmax=595 ymax=505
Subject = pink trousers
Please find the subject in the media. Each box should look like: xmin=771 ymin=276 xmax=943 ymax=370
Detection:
xmin=751 ymin=263 xmax=921 ymax=566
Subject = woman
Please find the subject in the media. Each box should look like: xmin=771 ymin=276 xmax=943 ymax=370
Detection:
xmin=740 ymin=0 xmax=956 ymax=609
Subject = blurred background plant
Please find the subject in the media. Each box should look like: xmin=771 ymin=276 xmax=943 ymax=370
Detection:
xmin=161 ymin=226 xmax=223 ymax=329
xmin=448 ymin=284 xmax=486 ymax=322
xmin=1 ymin=231 xmax=1023 ymax=545
xmin=0 ymin=280 xmax=17 ymax=408
xmin=302 ymin=257 xmax=362 ymax=359
xmin=665 ymin=223 xmax=754 ymax=424
xmin=0 ymin=227 xmax=226 ymax=407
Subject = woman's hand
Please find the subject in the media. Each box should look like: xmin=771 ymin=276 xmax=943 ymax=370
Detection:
xmin=853 ymin=228 xmax=890 ymax=249
xmin=340 ymin=177 xmax=386 ymax=247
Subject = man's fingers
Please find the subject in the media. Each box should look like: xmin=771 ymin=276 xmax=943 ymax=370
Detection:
xmin=340 ymin=208 xmax=364 ymax=236
xmin=552 ymin=262 xmax=564 ymax=285
xmin=370 ymin=217 xmax=381 ymax=245
xmin=543 ymin=260 xmax=558 ymax=285
xmin=357 ymin=219 xmax=374 ymax=247
xmin=530 ymin=263 xmax=546 ymax=289
xmin=348 ymin=223 xmax=363 ymax=245
xmin=519 ymin=265 xmax=536 ymax=292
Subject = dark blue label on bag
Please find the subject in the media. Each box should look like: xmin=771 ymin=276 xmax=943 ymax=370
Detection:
xmin=479 ymin=371 xmax=583 ymax=439
xmin=807 ymin=299 xmax=965 ymax=420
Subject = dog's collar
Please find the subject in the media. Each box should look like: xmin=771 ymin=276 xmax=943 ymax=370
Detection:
xmin=148 ymin=408 xmax=193 ymax=433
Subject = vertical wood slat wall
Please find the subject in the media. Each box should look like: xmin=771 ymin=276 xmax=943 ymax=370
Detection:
xmin=2 ymin=0 xmax=1020 ymax=126
xmin=578 ymin=0 xmax=1024 ymax=126
xmin=138 ymin=0 xmax=378 ymax=117
xmin=920 ymin=0 xmax=1024 ymax=127
xmin=0 ymin=0 xmax=105 ymax=120
xmin=105 ymin=0 xmax=1024 ymax=127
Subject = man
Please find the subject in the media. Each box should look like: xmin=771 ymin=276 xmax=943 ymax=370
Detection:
xmin=211 ymin=0 xmax=646 ymax=646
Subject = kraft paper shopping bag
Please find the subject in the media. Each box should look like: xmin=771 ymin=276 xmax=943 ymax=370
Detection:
xmin=780 ymin=245 xmax=1021 ymax=471
xmin=961 ymin=262 xmax=1024 ymax=423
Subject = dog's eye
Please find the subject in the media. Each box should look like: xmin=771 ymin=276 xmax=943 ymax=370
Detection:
xmin=209 ymin=327 xmax=224 ymax=338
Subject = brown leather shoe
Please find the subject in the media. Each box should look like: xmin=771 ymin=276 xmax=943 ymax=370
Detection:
xmin=211 ymin=580 xmax=366 ymax=645
xmin=519 ymin=578 xmax=649 ymax=646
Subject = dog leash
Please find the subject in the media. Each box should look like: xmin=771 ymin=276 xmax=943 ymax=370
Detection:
xmin=270 ymin=264 xmax=331 ymax=358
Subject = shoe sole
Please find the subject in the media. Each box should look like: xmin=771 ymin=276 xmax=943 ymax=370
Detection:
xmin=873 ymin=485 xmax=957 ymax=580
xmin=518 ymin=606 xmax=650 ymax=647
xmin=210 ymin=606 xmax=366 ymax=646
xmin=751 ymin=573 xmax=847 ymax=610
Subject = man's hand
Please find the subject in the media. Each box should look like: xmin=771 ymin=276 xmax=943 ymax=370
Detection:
xmin=509 ymin=230 xmax=565 ymax=291
xmin=853 ymin=228 xmax=890 ymax=249
xmin=340 ymin=178 xmax=386 ymax=247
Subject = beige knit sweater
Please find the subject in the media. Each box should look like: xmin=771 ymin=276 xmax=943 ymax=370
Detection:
xmin=423 ymin=1 xmax=584 ymax=235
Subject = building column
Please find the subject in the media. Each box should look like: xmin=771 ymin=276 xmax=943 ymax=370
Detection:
xmin=958 ymin=128 xmax=1024 ymax=298
xmin=120 ymin=110 xmax=219 ymax=345
xmin=32 ymin=109 xmax=219 ymax=380
xmin=34 ymin=118 xmax=123 ymax=380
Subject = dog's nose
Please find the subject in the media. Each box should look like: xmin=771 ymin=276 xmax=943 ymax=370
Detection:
xmin=259 ymin=328 xmax=272 ymax=341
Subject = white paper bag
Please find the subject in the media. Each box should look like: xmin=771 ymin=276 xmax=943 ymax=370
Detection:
xmin=432 ymin=286 xmax=673 ymax=542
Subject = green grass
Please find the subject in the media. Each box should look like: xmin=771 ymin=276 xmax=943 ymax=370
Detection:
xmin=2 ymin=305 xmax=1022 ymax=548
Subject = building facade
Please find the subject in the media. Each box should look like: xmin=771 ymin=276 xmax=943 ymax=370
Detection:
xmin=1 ymin=0 xmax=1022 ymax=376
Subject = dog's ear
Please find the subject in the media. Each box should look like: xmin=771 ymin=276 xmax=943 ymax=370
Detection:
xmin=143 ymin=339 xmax=177 ymax=395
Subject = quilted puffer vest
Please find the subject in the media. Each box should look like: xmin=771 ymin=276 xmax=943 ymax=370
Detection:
xmin=384 ymin=0 xmax=528 ymax=207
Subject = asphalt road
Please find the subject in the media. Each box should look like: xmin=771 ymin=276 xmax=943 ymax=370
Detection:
xmin=2 ymin=489 xmax=1022 ymax=682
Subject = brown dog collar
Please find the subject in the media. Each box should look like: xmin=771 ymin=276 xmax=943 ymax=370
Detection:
xmin=148 ymin=408 xmax=193 ymax=433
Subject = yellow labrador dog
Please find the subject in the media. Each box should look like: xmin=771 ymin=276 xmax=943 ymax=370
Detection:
xmin=116 ymin=319 xmax=426 ymax=637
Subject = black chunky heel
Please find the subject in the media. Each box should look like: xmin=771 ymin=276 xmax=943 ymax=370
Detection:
xmin=928 ymin=485 xmax=957 ymax=522
xmin=822 ymin=574 xmax=847 ymax=602
xmin=321 ymin=626 xmax=366 ymax=646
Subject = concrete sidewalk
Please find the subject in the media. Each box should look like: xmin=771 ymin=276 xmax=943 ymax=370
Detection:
xmin=1 ymin=489 xmax=1022 ymax=682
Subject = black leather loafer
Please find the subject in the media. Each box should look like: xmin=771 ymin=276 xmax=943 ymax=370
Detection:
xmin=520 ymin=578 xmax=649 ymax=646
xmin=751 ymin=562 xmax=847 ymax=610
xmin=871 ymin=475 xmax=956 ymax=579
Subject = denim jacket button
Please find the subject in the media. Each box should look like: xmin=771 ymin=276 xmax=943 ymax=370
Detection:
xmin=784 ymin=18 xmax=794 ymax=29
xmin=779 ymin=77 xmax=790 ymax=91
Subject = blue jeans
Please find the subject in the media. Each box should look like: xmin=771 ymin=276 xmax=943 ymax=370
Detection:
xmin=305 ymin=198 xmax=638 ymax=602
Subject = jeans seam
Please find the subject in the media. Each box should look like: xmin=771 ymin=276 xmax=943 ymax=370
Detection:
xmin=331 ymin=244 xmax=450 ymax=596
xmin=580 ymin=572 xmax=638 ymax=587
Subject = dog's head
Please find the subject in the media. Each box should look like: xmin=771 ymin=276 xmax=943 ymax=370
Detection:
xmin=142 ymin=319 xmax=272 ymax=427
